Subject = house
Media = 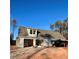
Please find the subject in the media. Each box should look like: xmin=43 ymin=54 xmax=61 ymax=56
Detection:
xmin=16 ymin=26 xmax=67 ymax=48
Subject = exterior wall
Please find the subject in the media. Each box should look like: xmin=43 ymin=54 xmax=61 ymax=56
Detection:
xmin=19 ymin=38 xmax=24 ymax=48
xmin=16 ymin=37 xmax=20 ymax=47
xmin=26 ymin=28 xmax=37 ymax=37
xmin=33 ymin=38 xmax=36 ymax=47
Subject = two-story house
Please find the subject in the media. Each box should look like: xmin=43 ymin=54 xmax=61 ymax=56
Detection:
xmin=16 ymin=26 xmax=66 ymax=48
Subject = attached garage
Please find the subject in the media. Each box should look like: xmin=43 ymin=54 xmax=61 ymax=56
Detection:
xmin=24 ymin=39 xmax=33 ymax=47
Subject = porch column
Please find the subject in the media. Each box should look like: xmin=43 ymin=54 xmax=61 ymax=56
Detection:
xmin=19 ymin=38 xmax=24 ymax=48
xmin=33 ymin=39 xmax=36 ymax=47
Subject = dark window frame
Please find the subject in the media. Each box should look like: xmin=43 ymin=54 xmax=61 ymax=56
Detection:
xmin=30 ymin=29 xmax=32 ymax=34
xmin=33 ymin=30 xmax=35 ymax=34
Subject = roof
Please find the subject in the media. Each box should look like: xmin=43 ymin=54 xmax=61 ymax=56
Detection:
xmin=18 ymin=26 xmax=66 ymax=41
xmin=37 ymin=29 xmax=66 ymax=41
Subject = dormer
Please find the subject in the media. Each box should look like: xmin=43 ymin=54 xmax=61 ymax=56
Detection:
xmin=26 ymin=28 xmax=37 ymax=37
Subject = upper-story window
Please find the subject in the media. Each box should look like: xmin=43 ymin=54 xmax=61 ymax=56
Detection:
xmin=30 ymin=29 xmax=36 ymax=34
xmin=30 ymin=29 xmax=32 ymax=34
xmin=33 ymin=30 xmax=35 ymax=34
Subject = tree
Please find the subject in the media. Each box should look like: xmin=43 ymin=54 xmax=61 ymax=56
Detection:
xmin=11 ymin=19 xmax=17 ymax=39
xmin=63 ymin=18 xmax=68 ymax=40
xmin=10 ymin=33 xmax=13 ymax=45
xmin=50 ymin=20 xmax=62 ymax=33
xmin=10 ymin=33 xmax=16 ymax=45
xmin=55 ymin=20 xmax=62 ymax=33
xmin=50 ymin=18 xmax=68 ymax=40
xmin=64 ymin=17 xmax=68 ymax=32
xmin=10 ymin=19 xmax=17 ymax=45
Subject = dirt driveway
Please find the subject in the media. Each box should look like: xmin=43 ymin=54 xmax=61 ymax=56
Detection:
xmin=30 ymin=47 xmax=68 ymax=59
xmin=10 ymin=47 xmax=45 ymax=59
xmin=10 ymin=47 xmax=68 ymax=59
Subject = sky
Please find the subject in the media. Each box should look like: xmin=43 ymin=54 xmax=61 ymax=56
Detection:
xmin=10 ymin=0 xmax=68 ymax=40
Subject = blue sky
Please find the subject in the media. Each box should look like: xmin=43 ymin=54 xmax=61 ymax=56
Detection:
xmin=10 ymin=0 xmax=68 ymax=40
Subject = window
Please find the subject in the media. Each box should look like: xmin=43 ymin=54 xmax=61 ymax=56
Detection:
xmin=30 ymin=29 xmax=32 ymax=34
xmin=33 ymin=30 xmax=35 ymax=34
xmin=30 ymin=29 xmax=36 ymax=34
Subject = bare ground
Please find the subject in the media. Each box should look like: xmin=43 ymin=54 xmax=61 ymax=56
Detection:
xmin=10 ymin=46 xmax=68 ymax=59
xmin=30 ymin=47 xmax=68 ymax=59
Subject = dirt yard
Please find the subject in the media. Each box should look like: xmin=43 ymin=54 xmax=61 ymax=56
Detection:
xmin=10 ymin=46 xmax=68 ymax=59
